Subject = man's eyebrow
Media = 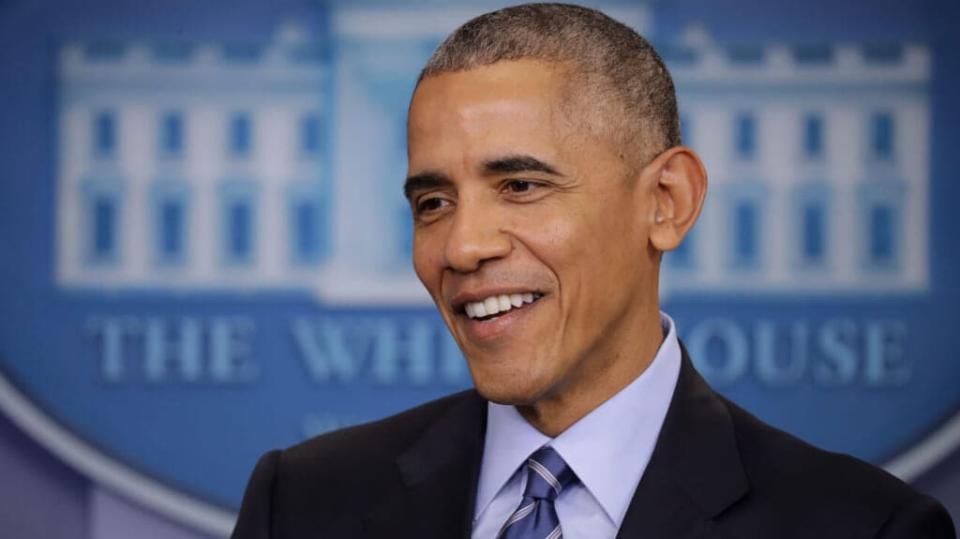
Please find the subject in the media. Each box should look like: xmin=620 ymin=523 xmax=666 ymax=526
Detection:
xmin=483 ymin=154 xmax=563 ymax=176
xmin=403 ymin=171 xmax=451 ymax=201
xmin=403 ymin=156 xmax=562 ymax=200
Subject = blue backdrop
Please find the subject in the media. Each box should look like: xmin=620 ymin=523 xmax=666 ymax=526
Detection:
xmin=0 ymin=1 xmax=958 ymax=537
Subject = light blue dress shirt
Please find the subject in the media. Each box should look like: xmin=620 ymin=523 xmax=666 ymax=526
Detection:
xmin=471 ymin=313 xmax=682 ymax=539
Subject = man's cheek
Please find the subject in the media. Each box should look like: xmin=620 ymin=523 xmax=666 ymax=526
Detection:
xmin=412 ymin=248 xmax=439 ymax=281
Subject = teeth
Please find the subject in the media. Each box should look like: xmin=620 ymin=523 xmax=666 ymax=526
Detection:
xmin=483 ymin=296 xmax=499 ymax=315
xmin=464 ymin=292 xmax=541 ymax=319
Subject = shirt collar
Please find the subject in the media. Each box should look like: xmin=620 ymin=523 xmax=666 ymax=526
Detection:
xmin=473 ymin=312 xmax=682 ymax=526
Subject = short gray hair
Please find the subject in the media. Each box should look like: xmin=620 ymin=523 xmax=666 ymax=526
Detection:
xmin=420 ymin=3 xmax=680 ymax=163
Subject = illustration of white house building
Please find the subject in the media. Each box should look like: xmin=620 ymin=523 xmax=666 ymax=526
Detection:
xmin=55 ymin=3 xmax=930 ymax=304
xmin=661 ymin=26 xmax=929 ymax=295
xmin=56 ymin=22 xmax=333 ymax=291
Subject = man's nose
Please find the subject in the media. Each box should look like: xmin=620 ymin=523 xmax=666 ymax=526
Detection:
xmin=443 ymin=201 xmax=512 ymax=273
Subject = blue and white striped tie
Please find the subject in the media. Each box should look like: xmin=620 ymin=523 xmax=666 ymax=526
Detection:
xmin=498 ymin=446 xmax=578 ymax=539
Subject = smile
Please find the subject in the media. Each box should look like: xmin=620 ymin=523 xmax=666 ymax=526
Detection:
xmin=464 ymin=293 xmax=543 ymax=320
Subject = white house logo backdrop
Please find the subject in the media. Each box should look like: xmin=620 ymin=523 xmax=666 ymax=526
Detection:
xmin=0 ymin=0 xmax=958 ymax=535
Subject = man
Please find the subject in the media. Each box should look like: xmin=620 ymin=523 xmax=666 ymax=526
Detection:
xmin=232 ymin=4 xmax=955 ymax=538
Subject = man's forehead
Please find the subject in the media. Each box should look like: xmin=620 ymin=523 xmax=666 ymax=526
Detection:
xmin=410 ymin=60 xmax=571 ymax=122
xmin=418 ymin=60 xmax=624 ymax=142
xmin=408 ymin=63 xmax=566 ymax=157
xmin=405 ymin=58 xmax=633 ymax=183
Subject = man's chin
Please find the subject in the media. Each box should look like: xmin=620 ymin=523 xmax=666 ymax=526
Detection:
xmin=472 ymin=378 xmax=547 ymax=407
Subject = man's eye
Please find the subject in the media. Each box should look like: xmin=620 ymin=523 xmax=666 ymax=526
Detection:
xmin=416 ymin=197 xmax=447 ymax=213
xmin=505 ymin=180 xmax=535 ymax=193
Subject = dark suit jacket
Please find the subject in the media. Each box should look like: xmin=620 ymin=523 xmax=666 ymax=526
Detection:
xmin=232 ymin=350 xmax=956 ymax=538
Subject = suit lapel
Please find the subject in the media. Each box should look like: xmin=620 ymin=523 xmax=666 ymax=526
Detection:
xmin=363 ymin=391 xmax=487 ymax=539
xmin=617 ymin=347 xmax=749 ymax=538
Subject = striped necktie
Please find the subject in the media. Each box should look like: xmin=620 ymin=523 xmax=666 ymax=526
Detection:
xmin=498 ymin=446 xmax=578 ymax=539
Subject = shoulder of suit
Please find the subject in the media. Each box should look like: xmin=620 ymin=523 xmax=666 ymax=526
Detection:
xmin=279 ymin=389 xmax=476 ymax=473
xmin=718 ymin=395 xmax=945 ymax=531
xmin=237 ymin=392 xmax=480 ymax=534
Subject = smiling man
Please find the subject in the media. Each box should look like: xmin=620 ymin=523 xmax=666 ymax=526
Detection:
xmin=232 ymin=4 xmax=955 ymax=539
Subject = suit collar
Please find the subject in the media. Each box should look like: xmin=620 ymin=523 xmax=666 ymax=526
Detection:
xmin=363 ymin=390 xmax=487 ymax=539
xmin=617 ymin=346 xmax=749 ymax=537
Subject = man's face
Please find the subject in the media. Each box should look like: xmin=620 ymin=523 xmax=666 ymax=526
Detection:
xmin=406 ymin=59 xmax=660 ymax=406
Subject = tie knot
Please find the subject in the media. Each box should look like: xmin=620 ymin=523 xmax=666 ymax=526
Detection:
xmin=522 ymin=446 xmax=577 ymax=501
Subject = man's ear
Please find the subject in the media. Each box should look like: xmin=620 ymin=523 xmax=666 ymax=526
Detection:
xmin=642 ymin=146 xmax=708 ymax=252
